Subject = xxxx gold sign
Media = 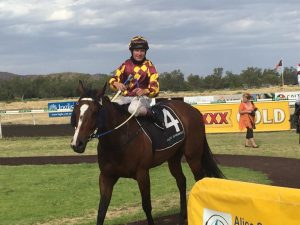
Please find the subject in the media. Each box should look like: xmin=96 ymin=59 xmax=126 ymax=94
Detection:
xmin=202 ymin=110 xmax=232 ymax=127
xmin=193 ymin=101 xmax=290 ymax=133
xmin=188 ymin=178 xmax=300 ymax=225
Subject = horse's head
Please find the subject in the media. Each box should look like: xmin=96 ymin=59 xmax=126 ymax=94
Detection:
xmin=70 ymin=81 xmax=107 ymax=153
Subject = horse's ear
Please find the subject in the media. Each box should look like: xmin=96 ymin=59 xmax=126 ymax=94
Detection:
xmin=96 ymin=82 xmax=107 ymax=100
xmin=78 ymin=80 xmax=86 ymax=96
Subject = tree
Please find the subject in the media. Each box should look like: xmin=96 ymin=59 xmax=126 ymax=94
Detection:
xmin=240 ymin=67 xmax=263 ymax=88
xmin=223 ymin=71 xmax=242 ymax=88
xmin=160 ymin=69 xmax=187 ymax=91
xmin=186 ymin=74 xmax=204 ymax=91
xmin=261 ymin=69 xmax=280 ymax=86
xmin=0 ymin=65 xmax=299 ymax=101
xmin=283 ymin=67 xmax=297 ymax=85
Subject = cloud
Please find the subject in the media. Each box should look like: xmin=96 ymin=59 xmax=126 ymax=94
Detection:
xmin=85 ymin=42 xmax=126 ymax=52
xmin=0 ymin=0 xmax=299 ymax=75
xmin=0 ymin=1 xmax=32 ymax=17
xmin=47 ymin=9 xmax=74 ymax=21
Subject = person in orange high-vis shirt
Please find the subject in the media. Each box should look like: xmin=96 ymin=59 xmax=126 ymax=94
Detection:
xmin=239 ymin=93 xmax=259 ymax=148
xmin=109 ymin=36 xmax=164 ymax=128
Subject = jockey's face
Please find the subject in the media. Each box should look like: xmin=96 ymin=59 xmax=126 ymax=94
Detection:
xmin=132 ymin=49 xmax=146 ymax=62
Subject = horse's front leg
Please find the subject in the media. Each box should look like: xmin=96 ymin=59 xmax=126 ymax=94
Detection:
xmin=136 ymin=169 xmax=155 ymax=225
xmin=96 ymin=173 xmax=118 ymax=225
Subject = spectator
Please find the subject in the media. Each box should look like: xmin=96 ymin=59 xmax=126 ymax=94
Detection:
xmin=239 ymin=93 xmax=259 ymax=148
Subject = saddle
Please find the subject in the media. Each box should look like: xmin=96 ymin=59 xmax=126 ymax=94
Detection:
xmin=136 ymin=104 xmax=185 ymax=151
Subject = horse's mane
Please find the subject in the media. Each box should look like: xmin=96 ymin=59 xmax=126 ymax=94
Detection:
xmin=80 ymin=89 xmax=99 ymax=100
xmin=79 ymin=85 xmax=130 ymax=116
xmin=111 ymin=102 xmax=129 ymax=114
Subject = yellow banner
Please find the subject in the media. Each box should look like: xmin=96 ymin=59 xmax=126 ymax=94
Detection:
xmin=193 ymin=101 xmax=290 ymax=133
xmin=188 ymin=178 xmax=300 ymax=225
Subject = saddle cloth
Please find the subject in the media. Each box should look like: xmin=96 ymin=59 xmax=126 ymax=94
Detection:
xmin=136 ymin=105 xmax=185 ymax=151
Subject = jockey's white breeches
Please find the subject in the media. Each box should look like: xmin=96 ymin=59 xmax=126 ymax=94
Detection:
xmin=114 ymin=96 xmax=151 ymax=116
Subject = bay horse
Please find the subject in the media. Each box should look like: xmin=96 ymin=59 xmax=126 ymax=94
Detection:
xmin=70 ymin=81 xmax=224 ymax=225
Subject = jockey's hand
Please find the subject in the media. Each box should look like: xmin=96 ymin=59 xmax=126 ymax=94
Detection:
xmin=134 ymin=88 xmax=148 ymax=96
xmin=113 ymin=82 xmax=126 ymax=91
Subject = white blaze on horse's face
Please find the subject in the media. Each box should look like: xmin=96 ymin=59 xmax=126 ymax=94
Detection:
xmin=71 ymin=104 xmax=89 ymax=146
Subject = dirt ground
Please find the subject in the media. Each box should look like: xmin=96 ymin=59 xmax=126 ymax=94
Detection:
xmin=1 ymin=154 xmax=299 ymax=225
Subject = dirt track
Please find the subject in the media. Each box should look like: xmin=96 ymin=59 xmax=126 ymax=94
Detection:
xmin=1 ymin=154 xmax=299 ymax=188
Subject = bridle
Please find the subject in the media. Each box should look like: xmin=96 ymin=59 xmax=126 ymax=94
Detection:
xmin=74 ymin=97 xmax=140 ymax=141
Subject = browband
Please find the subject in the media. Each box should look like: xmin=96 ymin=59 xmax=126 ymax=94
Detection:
xmin=80 ymin=98 xmax=94 ymax=101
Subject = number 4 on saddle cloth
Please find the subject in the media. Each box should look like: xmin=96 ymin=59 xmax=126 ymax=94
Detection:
xmin=136 ymin=104 xmax=185 ymax=151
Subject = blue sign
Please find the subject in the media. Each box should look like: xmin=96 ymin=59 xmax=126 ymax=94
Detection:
xmin=48 ymin=101 xmax=76 ymax=117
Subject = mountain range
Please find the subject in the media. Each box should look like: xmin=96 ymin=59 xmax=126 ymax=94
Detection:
xmin=0 ymin=72 xmax=109 ymax=80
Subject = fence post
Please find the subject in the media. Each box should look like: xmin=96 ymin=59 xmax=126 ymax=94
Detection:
xmin=0 ymin=115 xmax=2 ymax=139
xmin=31 ymin=113 xmax=36 ymax=125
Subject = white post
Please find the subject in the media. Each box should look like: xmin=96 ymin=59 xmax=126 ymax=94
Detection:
xmin=0 ymin=115 xmax=2 ymax=139
xmin=31 ymin=113 xmax=36 ymax=125
xmin=297 ymin=63 xmax=300 ymax=86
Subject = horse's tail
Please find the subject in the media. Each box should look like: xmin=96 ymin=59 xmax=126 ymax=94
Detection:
xmin=202 ymin=137 xmax=225 ymax=178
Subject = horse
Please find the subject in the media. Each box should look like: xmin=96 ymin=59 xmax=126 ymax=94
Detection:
xmin=70 ymin=81 xmax=224 ymax=225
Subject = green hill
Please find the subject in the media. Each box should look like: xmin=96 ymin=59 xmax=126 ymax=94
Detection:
xmin=0 ymin=72 xmax=20 ymax=80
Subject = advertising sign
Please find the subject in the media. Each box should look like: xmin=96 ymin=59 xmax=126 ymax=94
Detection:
xmin=193 ymin=101 xmax=290 ymax=133
xmin=274 ymin=91 xmax=300 ymax=101
xmin=213 ymin=94 xmax=242 ymax=103
xmin=48 ymin=101 xmax=75 ymax=117
xmin=188 ymin=178 xmax=300 ymax=225
xmin=184 ymin=96 xmax=214 ymax=104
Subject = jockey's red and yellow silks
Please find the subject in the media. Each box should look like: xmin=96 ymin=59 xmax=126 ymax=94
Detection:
xmin=109 ymin=59 xmax=159 ymax=98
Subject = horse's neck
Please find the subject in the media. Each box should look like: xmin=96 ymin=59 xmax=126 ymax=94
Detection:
xmin=104 ymin=102 xmax=132 ymax=139
xmin=105 ymin=102 xmax=129 ymax=128
xmin=100 ymin=102 xmax=136 ymax=148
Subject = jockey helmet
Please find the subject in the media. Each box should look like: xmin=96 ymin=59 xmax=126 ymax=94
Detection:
xmin=129 ymin=36 xmax=149 ymax=51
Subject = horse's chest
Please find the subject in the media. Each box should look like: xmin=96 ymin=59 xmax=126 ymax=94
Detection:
xmin=99 ymin=157 xmax=135 ymax=178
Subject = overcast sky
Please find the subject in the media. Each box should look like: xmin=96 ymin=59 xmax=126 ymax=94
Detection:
xmin=1 ymin=0 xmax=300 ymax=76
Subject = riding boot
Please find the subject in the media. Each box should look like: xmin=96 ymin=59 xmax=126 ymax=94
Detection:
xmin=146 ymin=108 xmax=165 ymax=130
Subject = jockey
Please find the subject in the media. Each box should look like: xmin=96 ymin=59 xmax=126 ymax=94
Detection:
xmin=109 ymin=35 xmax=164 ymax=129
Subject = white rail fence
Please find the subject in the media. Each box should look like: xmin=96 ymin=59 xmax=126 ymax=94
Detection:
xmin=0 ymin=109 xmax=72 ymax=139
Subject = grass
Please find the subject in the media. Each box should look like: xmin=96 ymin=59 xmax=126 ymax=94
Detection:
xmin=0 ymin=131 xmax=298 ymax=224
xmin=206 ymin=131 xmax=300 ymax=159
xmin=0 ymin=131 xmax=299 ymax=159
xmin=0 ymin=163 xmax=271 ymax=225
xmin=0 ymin=136 xmax=97 ymax=157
